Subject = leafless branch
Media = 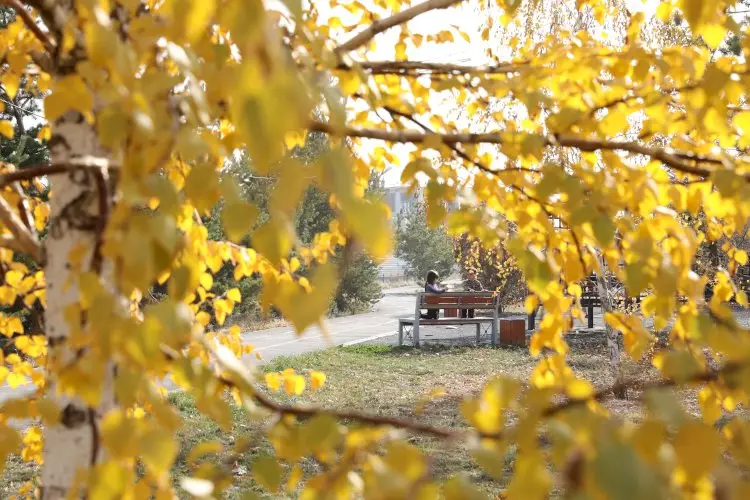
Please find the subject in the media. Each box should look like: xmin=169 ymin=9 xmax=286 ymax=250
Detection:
xmin=334 ymin=0 xmax=465 ymax=54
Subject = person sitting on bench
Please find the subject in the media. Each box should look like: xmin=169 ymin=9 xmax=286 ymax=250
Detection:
xmin=461 ymin=270 xmax=483 ymax=318
xmin=421 ymin=269 xmax=444 ymax=319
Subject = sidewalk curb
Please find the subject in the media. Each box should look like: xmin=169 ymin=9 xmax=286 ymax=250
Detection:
xmin=342 ymin=331 xmax=396 ymax=346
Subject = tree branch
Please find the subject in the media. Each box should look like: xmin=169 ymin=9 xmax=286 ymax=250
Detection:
xmin=0 ymin=0 xmax=56 ymax=52
xmin=0 ymin=159 xmax=119 ymax=188
xmin=0 ymin=233 xmax=32 ymax=255
xmin=249 ymin=387 xmax=458 ymax=438
xmin=334 ymin=0 xmax=465 ymax=54
xmin=342 ymin=60 xmax=527 ymax=76
xmin=0 ymin=194 xmax=43 ymax=264
xmin=308 ymin=121 xmax=743 ymax=182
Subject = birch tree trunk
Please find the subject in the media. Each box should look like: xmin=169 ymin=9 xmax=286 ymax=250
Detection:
xmin=594 ymin=254 xmax=627 ymax=399
xmin=42 ymin=114 xmax=116 ymax=498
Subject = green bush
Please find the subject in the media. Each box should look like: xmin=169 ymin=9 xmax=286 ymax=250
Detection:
xmin=331 ymin=251 xmax=382 ymax=316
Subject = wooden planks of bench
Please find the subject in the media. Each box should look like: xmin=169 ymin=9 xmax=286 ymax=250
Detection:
xmin=398 ymin=317 xmax=492 ymax=346
xmin=399 ymin=318 xmax=493 ymax=325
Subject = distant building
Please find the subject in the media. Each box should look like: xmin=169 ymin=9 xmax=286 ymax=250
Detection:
xmin=382 ymin=186 xmax=420 ymax=218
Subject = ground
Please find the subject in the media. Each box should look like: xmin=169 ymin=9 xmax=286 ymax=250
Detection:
xmin=1 ymin=343 xmax=713 ymax=498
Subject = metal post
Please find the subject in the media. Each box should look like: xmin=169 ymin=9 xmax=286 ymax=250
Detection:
xmin=414 ymin=292 xmax=421 ymax=347
xmin=587 ymin=303 xmax=594 ymax=329
xmin=528 ymin=309 xmax=536 ymax=331
xmin=476 ymin=322 xmax=480 ymax=344
xmin=491 ymin=296 xmax=499 ymax=346
xmin=398 ymin=322 xmax=403 ymax=346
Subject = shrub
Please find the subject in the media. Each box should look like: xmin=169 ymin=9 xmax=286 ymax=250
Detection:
xmin=395 ymin=202 xmax=454 ymax=282
xmin=453 ymin=233 xmax=527 ymax=311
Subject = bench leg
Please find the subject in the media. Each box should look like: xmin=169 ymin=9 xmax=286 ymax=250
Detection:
xmin=398 ymin=323 xmax=403 ymax=346
xmin=475 ymin=323 xmax=480 ymax=344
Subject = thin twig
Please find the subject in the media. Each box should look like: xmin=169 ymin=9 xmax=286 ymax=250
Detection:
xmin=334 ymin=0 xmax=465 ymax=53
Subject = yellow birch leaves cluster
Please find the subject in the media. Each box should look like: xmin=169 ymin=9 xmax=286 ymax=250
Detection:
xmin=0 ymin=0 xmax=750 ymax=498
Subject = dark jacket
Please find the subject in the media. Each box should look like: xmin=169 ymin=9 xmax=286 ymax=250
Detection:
xmin=463 ymin=279 xmax=483 ymax=291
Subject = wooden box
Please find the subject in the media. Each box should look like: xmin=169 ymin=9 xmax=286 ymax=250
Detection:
xmin=499 ymin=318 xmax=526 ymax=345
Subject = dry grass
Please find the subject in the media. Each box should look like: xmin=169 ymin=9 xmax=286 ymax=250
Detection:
xmin=0 ymin=344 xmax=717 ymax=498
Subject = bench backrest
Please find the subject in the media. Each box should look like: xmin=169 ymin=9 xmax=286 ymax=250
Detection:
xmin=419 ymin=292 xmax=497 ymax=309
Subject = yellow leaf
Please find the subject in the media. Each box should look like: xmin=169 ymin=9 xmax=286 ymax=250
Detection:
xmin=524 ymin=295 xmax=538 ymax=314
xmin=187 ymin=440 xmax=224 ymax=464
xmin=226 ymin=288 xmax=241 ymax=303
xmin=733 ymin=112 xmax=750 ymax=134
xmin=184 ymin=163 xmax=220 ymax=214
xmin=196 ymin=311 xmax=211 ymax=327
xmin=265 ymin=372 xmax=281 ymax=392
xmin=283 ymin=374 xmax=305 ymax=396
xmin=738 ymin=290 xmax=749 ymax=308
xmin=7 ymin=372 xmax=27 ymax=389
xmin=140 ymin=428 xmax=177 ymax=475
xmin=252 ymin=456 xmax=283 ymax=493
xmin=253 ymin=219 xmax=292 ymax=265
xmin=384 ymin=442 xmax=426 ymax=480
xmin=222 ymin=200 xmax=258 ymax=242
xmin=341 ymin=199 xmax=393 ymax=261
xmin=673 ymin=421 xmax=719 ymax=480
xmin=286 ymin=464 xmax=302 ymax=491
xmin=174 ymin=0 xmax=217 ymax=43
xmin=199 ymin=273 xmax=213 ymax=291
xmin=699 ymin=23 xmax=727 ymax=50
xmin=735 ymin=250 xmax=748 ymax=266
xmin=33 ymin=204 xmax=50 ymax=232
xmin=44 ymin=75 xmax=94 ymax=122
xmin=310 ymin=371 xmax=326 ymax=391
xmin=0 ymin=120 xmax=13 ymax=139
xmin=0 ymin=424 xmax=22 ymax=472
xmin=566 ymin=379 xmax=594 ymax=399
xmin=338 ymin=72 xmax=361 ymax=95
xmin=37 ymin=127 xmax=51 ymax=141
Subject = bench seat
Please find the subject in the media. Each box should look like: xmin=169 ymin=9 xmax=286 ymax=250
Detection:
xmin=398 ymin=317 xmax=493 ymax=345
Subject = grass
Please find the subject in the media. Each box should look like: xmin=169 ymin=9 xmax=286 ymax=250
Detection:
xmin=0 ymin=343 xmax=708 ymax=498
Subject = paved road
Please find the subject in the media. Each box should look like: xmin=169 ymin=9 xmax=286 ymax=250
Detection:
xmin=0 ymin=285 xmax=419 ymax=406
xmin=241 ymin=288 xmax=415 ymax=363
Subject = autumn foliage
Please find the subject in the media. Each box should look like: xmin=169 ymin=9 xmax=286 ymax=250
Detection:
xmin=0 ymin=0 xmax=750 ymax=499
xmin=453 ymin=233 xmax=527 ymax=310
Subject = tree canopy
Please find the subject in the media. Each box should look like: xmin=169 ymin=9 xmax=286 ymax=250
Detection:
xmin=1 ymin=0 xmax=750 ymax=499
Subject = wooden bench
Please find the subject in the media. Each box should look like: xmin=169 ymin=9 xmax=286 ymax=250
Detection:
xmin=398 ymin=292 xmax=499 ymax=346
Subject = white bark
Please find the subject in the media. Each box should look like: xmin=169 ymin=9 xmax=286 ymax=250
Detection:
xmin=594 ymin=254 xmax=626 ymax=399
xmin=41 ymin=111 xmax=115 ymax=499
